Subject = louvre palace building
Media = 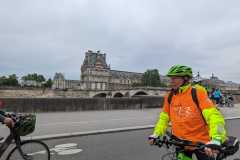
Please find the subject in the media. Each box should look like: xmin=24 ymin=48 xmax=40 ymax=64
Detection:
xmin=52 ymin=50 xmax=239 ymax=91
xmin=52 ymin=50 xmax=144 ymax=90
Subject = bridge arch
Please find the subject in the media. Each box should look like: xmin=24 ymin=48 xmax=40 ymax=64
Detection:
xmin=113 ymin=92 xmax=124 ymax=97
xmin=132 ymin=91 xmax=148 ymax=97
xmin=93 ymin=93 xmax=107 ymax=98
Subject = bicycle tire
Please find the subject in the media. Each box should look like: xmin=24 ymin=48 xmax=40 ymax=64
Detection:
xmin=6 ymin=140 xmax=50 ymax=160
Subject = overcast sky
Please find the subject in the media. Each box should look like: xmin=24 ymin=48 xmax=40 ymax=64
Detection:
xmin=0 ymin=0 xmax=240 ymax=83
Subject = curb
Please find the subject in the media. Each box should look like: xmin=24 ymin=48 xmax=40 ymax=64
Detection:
xmin=24 ymin=116 xmax=240 ymax=141
xmin=225 ymin=117 xmax=240 ymax=120
xmin=23 ymin=125 xmax=154 ymax=141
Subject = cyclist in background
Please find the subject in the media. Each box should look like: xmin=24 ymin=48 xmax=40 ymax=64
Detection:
xmin=225 ymin=93 xmax=234 ymax=107
xmin=212 ymin=88 xmax=223 ymax=106
xmin=148 ymin=65 xmax=226 ymax=160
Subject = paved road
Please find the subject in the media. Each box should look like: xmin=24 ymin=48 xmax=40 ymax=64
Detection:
xmin=2 ymin=119 xmax=239 ymax=160
xmin=0 ymin=105 xmax=240 ymax=139
xmin=0 ymin=106 xmax=239 ymax=159
xmin=40 ymin=119 xmax=240 ymax=160
xmin=0 ymin=109 xmax=158 ymax=138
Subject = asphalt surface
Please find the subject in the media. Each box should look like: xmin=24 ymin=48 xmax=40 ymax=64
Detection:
xmin=2 ymin=119 xmax=238 ymax=160
xmin=0 ymin=109 xmax=158 ymax=138
xmin=0 ymin=106 xmax=239 ymax=160
xmin=46 ymin=119 xmax=240 ymax=160
xmin=0 ymin=104 xmax=239 ymax=139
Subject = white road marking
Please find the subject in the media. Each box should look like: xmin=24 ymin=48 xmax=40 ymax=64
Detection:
xmin=51 ymin=143 xmax=83 ymax=155
xmin=57 ymin=149 xmax=83 ymax=155
xmin=24 ymin=143 xmax=83 ymax=156
xmin=54 ymin=143 xmax=77 ymax=148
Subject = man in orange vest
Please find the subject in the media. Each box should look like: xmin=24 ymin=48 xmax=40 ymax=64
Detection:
xmin=148 ymin=65 xmax=226 ymax=159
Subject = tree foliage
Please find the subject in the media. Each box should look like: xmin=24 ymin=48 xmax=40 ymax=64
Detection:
xmin=0 ymin=74 xmax=19 ymax=86
xmin=142 ymin=69 xmax=166 ymax=87
xmin=44 ymin=78 xmax=53 ymax=88
xmin=21 ymin=73 xmax=45 ymax=82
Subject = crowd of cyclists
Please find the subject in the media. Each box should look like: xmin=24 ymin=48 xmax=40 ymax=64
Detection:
xmin=193 ymin=80 xmax=235 ymax=108
xmin=209 ymin=88 xmax=235 ymax=108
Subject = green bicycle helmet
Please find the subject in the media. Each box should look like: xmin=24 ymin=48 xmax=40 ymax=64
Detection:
xmin=166 ymin=65 xmax=193 ymax=77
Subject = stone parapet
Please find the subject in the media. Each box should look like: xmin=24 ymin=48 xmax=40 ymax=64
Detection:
xmin=0 ymin=89 xmax=89 ymax=98
xmin=1 ymin=97 xmax=164 ymax=113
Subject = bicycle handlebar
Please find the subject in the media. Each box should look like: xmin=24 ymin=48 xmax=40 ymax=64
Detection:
xmin=153 ymin=132 xmax=223 ymax=152
xmin=5 ymin=112 xmax=28 ymax=123
xmin=4 ymin=112 xmax=28 ymax=132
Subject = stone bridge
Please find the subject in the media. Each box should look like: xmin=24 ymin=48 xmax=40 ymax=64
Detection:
xmin=89 ymin=87 xmax=169 ymax=98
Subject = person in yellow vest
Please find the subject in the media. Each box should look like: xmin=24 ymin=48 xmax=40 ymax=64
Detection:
xmin=148 ymin=65 xmax=226 ymax=160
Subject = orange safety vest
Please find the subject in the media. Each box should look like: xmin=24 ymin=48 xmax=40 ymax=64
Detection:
xmin=163 ymin=86 xmax=215 ymax=143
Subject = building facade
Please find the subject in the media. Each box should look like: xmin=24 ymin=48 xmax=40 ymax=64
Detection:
xmin=80 ymin=50 xmax=143 ymax=90
xmin=20 ymin=80 xmax=43 ymax=87
xmin=193 ymin=73 xmax=240 ymax=91
xmin=52 ymin=73 xmax=80 ymax=90
xmin=52 ymin=50 xmax=239 ymax=91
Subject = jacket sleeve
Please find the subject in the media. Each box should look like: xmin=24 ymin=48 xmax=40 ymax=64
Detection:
xmin=0 ymin=111 xmax=5 ymax=123
xmin=195 ymin=86 xmax=227 ymax=143
xmin=153 ymin=112 xmax=170 ymax=136
xmin=202 ymin=108 xmax=226 ymax=143
xmin=153 ymin=94 xmax=170 ymax=136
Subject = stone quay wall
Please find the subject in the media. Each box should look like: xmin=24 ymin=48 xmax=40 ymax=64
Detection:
xmin=0 ymin=97 xmax=164 ymax=113
xmin=0 ymin=88 xmax=240 ymax=113
xmin=0 ymin=88 xmax=89 ymax=98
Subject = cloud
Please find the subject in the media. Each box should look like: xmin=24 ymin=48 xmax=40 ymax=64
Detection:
xmin=0 ymin=0 xmax=240 ymax=83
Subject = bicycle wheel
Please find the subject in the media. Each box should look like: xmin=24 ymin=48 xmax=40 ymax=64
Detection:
xmin=6 ymin=140 xmax=50 ymax=160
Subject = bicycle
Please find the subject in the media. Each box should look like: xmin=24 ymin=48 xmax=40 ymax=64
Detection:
xmin=152 ymin=131 xmax=240 ymax=160
xmin=0 ymin=112 xmax=50 ymax=160
xmin=225 ymin=96 xmax=234 ymax=108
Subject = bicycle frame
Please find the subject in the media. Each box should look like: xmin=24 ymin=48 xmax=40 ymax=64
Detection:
xmin=0 ymin=113 xmax=50 ymax=160
xmin=0 ymin=132 xmax=14 ymax=157
xmin=0 ymin=129 xmax=26 ymax=159
xmin=154 ymin=132 xmax=239 ymax=160
xmin=160 ymin=143 xmax=196 ymax=160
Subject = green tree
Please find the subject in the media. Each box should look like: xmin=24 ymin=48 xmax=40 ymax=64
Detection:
xmin=8 ymin=74 xmax=19 ymax=86
xmin=37 ymin=75 xmax=45 ymax=82
xmin=44 ymin=78 xmax=53 ymax=88
xmin=22 ymin=73 xmax=45 ymax=82
xmin=0 ymin=76 xmax=7 ymax=86
xmin=142 ymin=69 xmax=164 ymax=87
xmin=0 ymin=74 xmax=19 ymax=86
